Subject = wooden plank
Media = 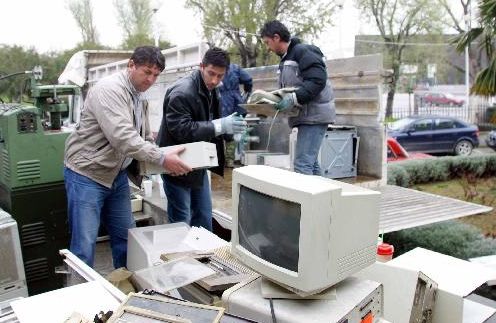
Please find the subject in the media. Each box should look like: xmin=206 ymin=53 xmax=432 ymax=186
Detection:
xmin=327 ymin=54 xmax=383 ymax=74
xmin=333 ymin=84 xmax=382 ymax=90
xmin=335 ymin=99 xmax=380 ymax=115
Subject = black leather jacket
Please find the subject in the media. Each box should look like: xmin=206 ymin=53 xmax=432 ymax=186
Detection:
xmin=156 ymin=70 xmax=225 ymax=188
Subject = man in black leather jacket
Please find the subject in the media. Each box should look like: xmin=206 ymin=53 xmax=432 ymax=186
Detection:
xmin=156 ymin=47 xmax=247 ymax=230
xmin=260 ymin=20 xmax=335 ymax=175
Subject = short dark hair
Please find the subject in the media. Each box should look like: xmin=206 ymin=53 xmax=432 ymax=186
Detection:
xmin=202 ymin=47 xmax=230 ymax=68
xmin=130 ymin=46 xmax=165 ymax=71
xmin=260 ymin=20 xmax=291 ymax=42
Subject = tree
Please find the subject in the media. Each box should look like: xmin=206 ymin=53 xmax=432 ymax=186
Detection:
xmin=438 ymin=0 xmax=485 ymax=84
xmin=66 ymin=0 xmax=100 ymax=47
xmin=185 ymin=0 xmax=339 ymax=67
xmin=438 ymin=0 xmax=470 ymax=34
xmin=455 ymin=0 xmax=496 ymax=96
xmin=0 ymin=45 xmax=41 ymax=102
xmin=356 ymin=0 xmax=445 ymax=117
xmin=0 ymin=46 xmax=91 ymax=102
xmin=114 ymin=0 xmax=172 ymax=49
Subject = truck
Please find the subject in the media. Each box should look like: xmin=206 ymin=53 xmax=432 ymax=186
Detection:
xmin=0 ymin=44 xmax=491 ymax=323
xmin=82 ymin=43 xmax=491 ymax=236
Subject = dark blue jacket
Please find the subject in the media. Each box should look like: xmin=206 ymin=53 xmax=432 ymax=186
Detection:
xmin=219 ymin=64 xmax=253 ymax=117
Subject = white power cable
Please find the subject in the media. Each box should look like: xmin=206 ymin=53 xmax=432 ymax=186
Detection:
xmin=265 ymin=109 xmax=280 ymax=151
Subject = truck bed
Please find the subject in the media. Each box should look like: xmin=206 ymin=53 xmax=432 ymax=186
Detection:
xmin=211 ymin=168 xmax=491 ymax=234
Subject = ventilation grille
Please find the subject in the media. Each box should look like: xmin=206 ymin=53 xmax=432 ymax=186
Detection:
xmin=336 ymin=244 xmax=376 ymax=279
xmin=21 ymin=222 xmax=46 ymax=247
xmin=24 ymin=258 xmax=50 ymax=283
xmin=16 ymin=160 xmax=41 ymax=181
xmin=1 ymin=149 xmax=9 ymax=182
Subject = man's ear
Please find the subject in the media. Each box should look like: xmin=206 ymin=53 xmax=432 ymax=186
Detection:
xmin=128 ymin=59 xmax=136 ymax=69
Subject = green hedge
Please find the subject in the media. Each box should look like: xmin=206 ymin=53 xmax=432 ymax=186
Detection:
xmin=384 ymin=220 xmax=496 ymax=260
xmin=385 ymin=154 xmax=496 ymax=259
xmin=387 ymin=154 xmax=496 ymax=187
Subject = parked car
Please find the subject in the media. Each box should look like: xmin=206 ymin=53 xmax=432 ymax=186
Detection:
xmin=423 ymin=93 xmax=464 ymax=107
xmin=387 ymin=137 xmax=432 ymax=162
xmin=486 ymin=130 xmax=496 ymax=151
xmin=388 ymin=115 xmax=479 ymax=156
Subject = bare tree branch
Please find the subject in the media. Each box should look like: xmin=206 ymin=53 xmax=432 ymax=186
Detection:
xmin=185 ymin=0 xmax=338 ymax=67
xmin=67 ymin=0 xmax=99 ymax=45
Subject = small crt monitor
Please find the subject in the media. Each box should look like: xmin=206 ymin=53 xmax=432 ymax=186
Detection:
xmin=230 ymin=165 xmax=380 ymax=295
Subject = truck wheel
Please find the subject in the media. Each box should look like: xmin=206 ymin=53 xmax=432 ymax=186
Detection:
xmin=454 ymin=140 xmax=473 ymax=156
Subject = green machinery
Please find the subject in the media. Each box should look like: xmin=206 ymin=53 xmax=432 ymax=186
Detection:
xmin=0 ymin=67 xmax=81 ymax=295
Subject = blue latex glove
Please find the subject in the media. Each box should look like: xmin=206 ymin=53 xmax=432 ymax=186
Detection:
xmin=274 ymin=92 xmax=297 ymax=111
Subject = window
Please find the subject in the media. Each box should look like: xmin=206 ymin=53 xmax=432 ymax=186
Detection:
xmin=413 ymin=119 xmax=432 ymax=131
xmin=435 ymin=118 xmax=454 ymax=130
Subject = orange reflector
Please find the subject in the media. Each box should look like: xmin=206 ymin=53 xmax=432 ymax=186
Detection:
xmin=361 ymin=312 xmax=373 ymax=323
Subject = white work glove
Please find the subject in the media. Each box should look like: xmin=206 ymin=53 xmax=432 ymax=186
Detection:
xmin=212 ymin=113 xmax=247 ymax=136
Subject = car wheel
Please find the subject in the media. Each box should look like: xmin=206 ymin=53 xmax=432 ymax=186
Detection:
xmin=454 ymin=140 xmax=473 ymax=156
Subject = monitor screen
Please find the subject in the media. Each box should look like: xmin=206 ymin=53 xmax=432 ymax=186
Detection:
xmin=237 ymin=185 xmax=301 ymax=272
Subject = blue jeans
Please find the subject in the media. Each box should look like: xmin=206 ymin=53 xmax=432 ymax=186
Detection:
xmin=162 ymin=171 xmax=212 ymax=231
xmin=294 ymin=124 xmax=328 ymax=175
xmin=64 ymin=168 xmax=135 ymax=268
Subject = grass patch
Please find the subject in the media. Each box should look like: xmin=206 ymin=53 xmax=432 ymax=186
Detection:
xmin=414 ymin=177 xmax=496 ymax=237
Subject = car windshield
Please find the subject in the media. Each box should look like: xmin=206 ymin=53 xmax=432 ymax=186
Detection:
xmin=445 ymin=93 xmax=455 ymax=99
xmin=389 ymin=118 xmax=414 ymax=131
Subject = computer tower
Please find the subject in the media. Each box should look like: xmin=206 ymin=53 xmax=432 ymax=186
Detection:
xmin=0 ymin=182 xmax=69 ymax=296
xmin=289 ymin=125 xmax=359 ymax=178
xmin=319 ymin=125 xmax=359 ymax=179
xmin=355 ymin=261 xmax=438 ymax=323
xmin=0 ymin=208 xmax=28 ymax=302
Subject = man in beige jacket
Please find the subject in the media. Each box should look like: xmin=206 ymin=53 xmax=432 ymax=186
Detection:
xmin=64 ymin=46 xmax=191 ymax=268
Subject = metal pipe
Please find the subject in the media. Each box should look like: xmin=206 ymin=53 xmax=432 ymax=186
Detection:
xmin=0 ymin=71 xmax=31 ymax=81
xmin=464 ymin=0 xmax=472 ymax=109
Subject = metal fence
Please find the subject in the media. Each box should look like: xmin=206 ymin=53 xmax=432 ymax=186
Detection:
xmin=390 ymin=100 xmax=496 ymax=129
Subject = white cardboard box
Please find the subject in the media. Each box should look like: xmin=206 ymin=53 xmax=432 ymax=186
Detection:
xmin=139 ymin=141 xmax=218 ymax=175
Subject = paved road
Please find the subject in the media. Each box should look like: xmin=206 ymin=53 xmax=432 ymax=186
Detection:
xmin=473 ymin=131 xmax=494 ymax=155
xmin=473 ymin=147 xmax=495 ymax=155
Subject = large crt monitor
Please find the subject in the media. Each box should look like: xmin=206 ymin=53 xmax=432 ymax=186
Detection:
xmin=230 ymin=165 xmax=380 ymax=295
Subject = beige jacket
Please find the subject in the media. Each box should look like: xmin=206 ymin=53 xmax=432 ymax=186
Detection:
xmin=64 ymin=71 xmax=163 ymax=188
